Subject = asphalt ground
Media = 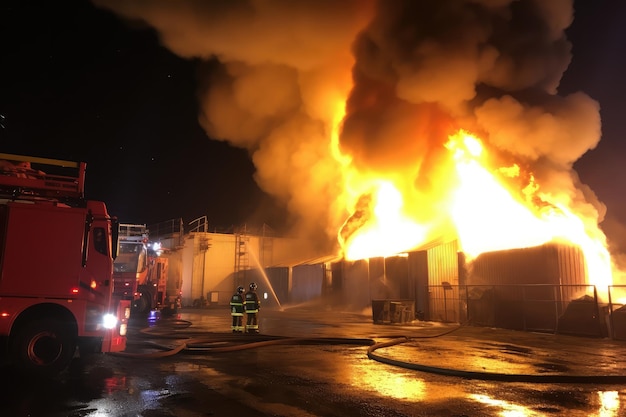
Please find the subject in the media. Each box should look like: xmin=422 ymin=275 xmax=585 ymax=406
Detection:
xmin=142 ymin=305 xmax=626 ymax=383
xmin=3 ymin=304 xmax=624 ymax=417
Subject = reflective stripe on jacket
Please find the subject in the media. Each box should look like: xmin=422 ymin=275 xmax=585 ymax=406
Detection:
xmin=244 ymin=291 xmax=260 ymax=312
xmin=230 ymin=294 xmax=244 ymax=315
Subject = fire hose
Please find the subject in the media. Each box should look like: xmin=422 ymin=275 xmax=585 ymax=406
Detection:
xmin=111 ymin=318 xmax=375 ymax=358
xmin=110 ymin=318 xmax=626 ymax=383
xmin=366 ymin=337 xmax=626 ymax=384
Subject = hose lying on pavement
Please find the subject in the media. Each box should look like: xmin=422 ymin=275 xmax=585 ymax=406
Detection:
xmin=113 ymin=319 xmax=375 ymax=358
xmin=112 ymin=334 xmax=375 ymax=358
xmin=366 ymin=334 xmax=626 ymax=384
xmin=115 ymin=319 xmax=626 ymax=383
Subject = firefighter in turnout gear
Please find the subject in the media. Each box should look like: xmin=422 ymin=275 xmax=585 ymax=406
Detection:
xmin=230 ymin=286 xmax=245 ymax=333
xmin=244 ymin=282 xmax=260 ymax=333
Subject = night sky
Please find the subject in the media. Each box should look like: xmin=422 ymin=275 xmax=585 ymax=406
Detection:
xmin=2 ymin=1 xmax=626 ymax=254
xmin=1 ymin=0 xmax=285 ymax=231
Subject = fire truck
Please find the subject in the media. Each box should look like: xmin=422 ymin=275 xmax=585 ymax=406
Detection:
xmin=114 ymin=224 xmax=181 ymax=317
xmin=136 ymin=247 xmax=181 ymax=317
xmin=113 ymin=223 xmax=149 ymax=308
xmin=0 ymin=153 xmax=130 ymax=375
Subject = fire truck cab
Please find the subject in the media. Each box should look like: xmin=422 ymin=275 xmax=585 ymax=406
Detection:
xmin=113 ymin=223 xmax=149 ymax=304
xmin=0 ymin=153 xmax=129 ymax=375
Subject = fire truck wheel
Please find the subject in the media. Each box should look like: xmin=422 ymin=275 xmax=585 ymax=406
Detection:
xmin=12 ymin=319 xmax=76 ymax=375
xmin=134 ymin=293 xmax=151 ymax=315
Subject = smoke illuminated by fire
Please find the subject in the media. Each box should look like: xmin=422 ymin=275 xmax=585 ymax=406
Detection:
xmin=93 ymin=0 xmax=617 ymax=288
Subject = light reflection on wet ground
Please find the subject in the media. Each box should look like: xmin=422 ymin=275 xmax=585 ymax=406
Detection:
xmin=349 ymin=361 xmax=429 ymax=401
xmin=470 ymin=393 xmax=544 ymax=416
xmin=596 ymin=391 xmax=621 ymax=417
xmin=2 ymin=306 xmax=626 ymax=416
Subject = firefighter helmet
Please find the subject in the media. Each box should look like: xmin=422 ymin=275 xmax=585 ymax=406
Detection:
xmin=237 ymin=286 xmax=244 ymax=294
xmin=249 ymin=282 xmax=257 ymax=291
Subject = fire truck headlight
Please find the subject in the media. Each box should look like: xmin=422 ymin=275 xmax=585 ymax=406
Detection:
xmin=103 ymin=313 xmax=118 ymax=329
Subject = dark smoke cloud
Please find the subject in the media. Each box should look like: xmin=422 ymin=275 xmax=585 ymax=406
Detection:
xmin=342 ymin=0 xmax=596 ymax=179
xmin=93 ymin=0 xmax=604 ymax=255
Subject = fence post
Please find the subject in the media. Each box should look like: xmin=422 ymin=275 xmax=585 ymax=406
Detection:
xmin=442 ymin=281 xmax=453 ymax=323
xmin=522 ymin=285 xmax=527 ymax=331
xmin=492 ymin=285 xmax=496 ymax=327
xmin=553 ymin=285 xmax=559 ymax=334
xmin=465 ymin=284 xmax=470 ymax=324
xmin=608 ymin=285 xmax=614 ymax=340
xmin=593 ymin=285 xmax=603 ymax=337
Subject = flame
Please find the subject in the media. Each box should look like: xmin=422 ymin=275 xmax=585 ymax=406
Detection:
xmin=338 ymin=129 xmax=613 ymax=290
xmin=339 ymin=181 xmax=426 ymax=260
xmin=447 ymin=131 xmax=612 ymax=289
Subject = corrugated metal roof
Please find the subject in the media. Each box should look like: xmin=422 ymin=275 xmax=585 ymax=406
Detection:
xmin=268 ymin=254 xmax=343 ymax=268
xmin=266 ymin=236 xmax=460 ymax=268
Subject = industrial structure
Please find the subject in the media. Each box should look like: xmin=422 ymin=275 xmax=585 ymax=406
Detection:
xmin=148 ymin=217 xmax=620 ymax=340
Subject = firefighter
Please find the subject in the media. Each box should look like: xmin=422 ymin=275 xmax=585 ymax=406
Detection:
xmin=244 ymin=282 xmax=260 ymax=333
xmin=230 ymin=286 xmax=245 ymax=333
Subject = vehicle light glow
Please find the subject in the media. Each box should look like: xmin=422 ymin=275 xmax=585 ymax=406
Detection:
xmin=71 ymin=288 xmax=79 ymax=294
xmin=119 ymin=323 xmax=127 ymax=336
xmin=103 ymin=313 xmax=118 ymax=329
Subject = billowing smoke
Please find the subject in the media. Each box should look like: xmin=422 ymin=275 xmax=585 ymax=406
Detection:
xmin=93 ymin=0 xmax=605 ymax=255
xmin=93 ymin=0 xmax=375 ymax=250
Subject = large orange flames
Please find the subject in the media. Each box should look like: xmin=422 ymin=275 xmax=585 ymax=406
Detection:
xmin=337 ymin=129 xmax=613 ymax=290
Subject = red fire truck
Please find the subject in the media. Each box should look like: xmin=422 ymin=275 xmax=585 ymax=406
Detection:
xmin=139 ymin=245 xmax=182 ymax=317
xmin=113 ymin=223 xmax=149 ymax=308
xmin=114 ymin=224 xmax=181 ymax=317
xmin=0 ymin=153 xmax=130 ymax=375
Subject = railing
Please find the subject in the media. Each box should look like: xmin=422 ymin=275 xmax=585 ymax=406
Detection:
xmin=149 ymin=218 xmax=185 ymax=247
xmin=188 ymin=216 xmax=207 ymax=233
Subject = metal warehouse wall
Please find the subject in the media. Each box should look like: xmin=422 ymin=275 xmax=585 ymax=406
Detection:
xmin=290 ymin=264 xmax=324 ymax=305
xmin=407 ymin=240 xmax=460 ymax=322
xmin=264 ymin=266 xmax=289 ymax=308
xmin=326 ymin=241 xmax=461 ymax=317
xmin=370 ymin=256 xmax=410 ymax=300
xmin=465 ymin=242 xmax=589 ymax=331
xmin=468 ymin=242 xmax=586 ymax=287
xmin=328 ymin=259 xmax=371 ymax=311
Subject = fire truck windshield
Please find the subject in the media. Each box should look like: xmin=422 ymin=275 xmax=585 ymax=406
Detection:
xmin=113 ymin=242 xmax=147 ymax=273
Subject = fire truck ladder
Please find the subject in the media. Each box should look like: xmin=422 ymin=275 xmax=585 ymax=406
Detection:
xmin=0 ymin=153 xmax=86 ymax=205
xmin=119 ymin=223 xmax=148 ymax=241
xmin=234 ymin=228 xmax=250 ymax=288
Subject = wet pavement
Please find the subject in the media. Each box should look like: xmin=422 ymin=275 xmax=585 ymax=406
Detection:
xmin=2 ymin=304 xmax=626 ymax=416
